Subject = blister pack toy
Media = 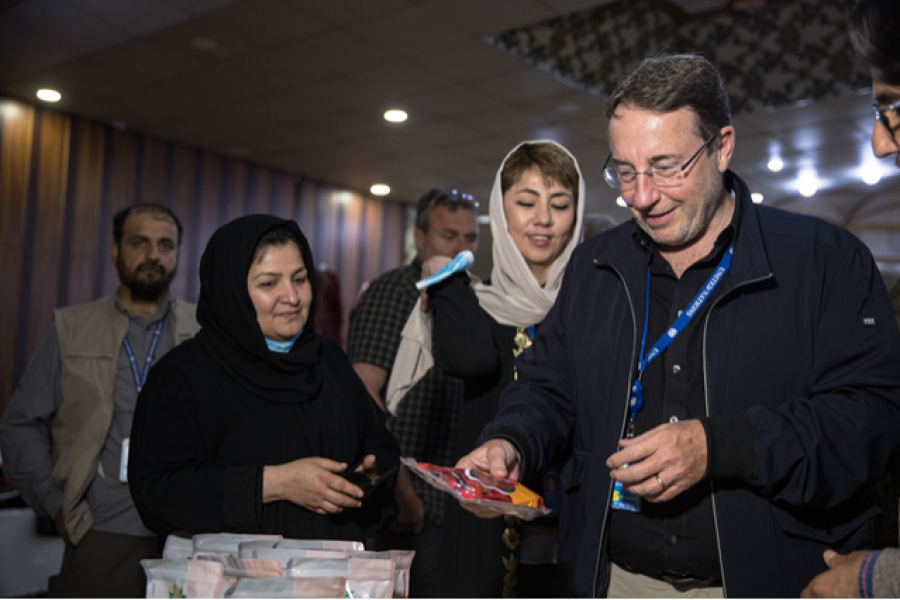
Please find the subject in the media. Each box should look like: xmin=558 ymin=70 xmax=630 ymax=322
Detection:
xmin=401 ymin=457 xmax=551 ymax=521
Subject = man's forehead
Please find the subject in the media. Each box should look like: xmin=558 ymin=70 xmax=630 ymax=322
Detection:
xmin=123 ymin=211 xmax=177 ymax=237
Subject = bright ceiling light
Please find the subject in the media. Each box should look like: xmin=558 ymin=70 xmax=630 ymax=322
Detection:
xmin=36 ymin=89 xmax=61 ymax=103
xmin=616 ymin=196 xmax=628 ymax=208
xmin=767 ymin=157 xmax=784 ymax=172
xmin=861 ymin=163 xmax=882 ymax=186
xmin=797 ymin=171 xmax=818 ymax=198
xmin=0 ymin=102 xmax=20 ymax=118
xmin=751 ymin=193 xmax=764 ymax=204
xmin=384 ymin=110 xmax=407 ymax=123
xmin=370 ymin=184 xmax=390 ymax=196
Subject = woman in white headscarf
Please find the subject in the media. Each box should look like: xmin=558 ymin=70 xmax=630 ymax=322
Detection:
xmin=397 ymin=141 xmax=584 ymax=597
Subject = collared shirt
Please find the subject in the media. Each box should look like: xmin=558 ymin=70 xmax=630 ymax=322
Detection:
xmin=608 ymin=197 xmax=741 ymax=580
xmin=1 ymin=293 xmax=175 ymax=537
xmin=348 ymin=260 xmax=464 ymax=525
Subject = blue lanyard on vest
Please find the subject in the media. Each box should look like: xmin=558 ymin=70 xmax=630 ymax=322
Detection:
xmin=122 ymin=317 xmax=166 ymax=394
xmin=629 ymin=244 xmax=734 ymax=430
xmin=526 ymin=326 xmax=536 ymax=341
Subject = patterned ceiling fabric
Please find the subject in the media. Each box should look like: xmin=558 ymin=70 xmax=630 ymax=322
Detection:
xmin=486 ymin=0 xmax=868 ymax=115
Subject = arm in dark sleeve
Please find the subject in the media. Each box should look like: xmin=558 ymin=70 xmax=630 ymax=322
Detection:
xmin=345 ymin=353 xmax=400 ymax=536
xmin=0 ymin=326 xmax=64 ymax=518
xmin=429 ymin=274 xmax=501 ymax=378
xmin=478 ymin=261 xmax=579 ymax=481
xmin=722 ymin=243 xmax=900 ymax=507
xmin=128 ymin=358 xmax=263 ymax=535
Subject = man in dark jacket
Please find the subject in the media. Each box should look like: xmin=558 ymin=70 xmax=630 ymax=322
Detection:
xmin=459 ymin=54 xmax=900 ymax=598
xmin=802 ymin=1 xmax=900 ymax=597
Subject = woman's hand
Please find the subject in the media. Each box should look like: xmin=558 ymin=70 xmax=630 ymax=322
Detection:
xmin=419 ymin=256 xmax=453 ymax=312
xmin=263 ymin=457 xmax=365 ymax=515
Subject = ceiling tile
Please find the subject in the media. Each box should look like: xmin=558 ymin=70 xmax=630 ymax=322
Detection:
xmin=473 ymin=68 xmax=577 ymax=103
xmin=68 ymin=0 xmax=188 ymax=36
xmin=410 ymin=41 xmax=530 ymax=83
xmin=347 ymin=61 xmax=453 ymax=102
xmin=194 ymin=0 xmax=330 ymax=49
xmin=290 ymin=0 xmax=413 ymax=26
xmin=459 ymin=106 xmax=544 ymax=135
xmin=255 ymin=31 xmax=398 ymax=81
xmin=401 ymin=85 xmax=505 ymax=120
xmin=416 ymin=0 xmax=556 ymax=35
xmin=537 ymin=0 xmax=619 ymax=13
xmin=0 ymin=0 xmax=128 ymax=72
xmin=163 ymin=0 xmax=241 ymax=16
xmin=346 ymin=6 xmax=470 ymax=57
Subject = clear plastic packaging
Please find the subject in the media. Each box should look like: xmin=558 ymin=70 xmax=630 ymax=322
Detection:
xmin=402 ymin=457 xmax=551 ymax=521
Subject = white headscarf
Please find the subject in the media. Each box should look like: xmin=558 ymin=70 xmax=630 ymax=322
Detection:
xmin=386 ymin=140 xmax=586 ymax=414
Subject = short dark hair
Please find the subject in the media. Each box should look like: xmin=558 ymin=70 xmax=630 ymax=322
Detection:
xmin=415 ymin=188 xmax=477 ymax=233
xmin=500 ymin=142 xmax=580 ymax=207
xmin=850 ymin=0 xmax=900 ymax=86
xmin=606 ymin=54 xmax=731 ymax=143
xmin=113 ymin=204 xmax=183 ymax=246
xmin=252 ymin=224 xmax=306 ymax=265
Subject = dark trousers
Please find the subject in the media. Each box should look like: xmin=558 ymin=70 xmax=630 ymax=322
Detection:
xmin=49 ymin=530 xmax=159 ymax=598
xmin=375 ymin=521 xmax=442 ymax=598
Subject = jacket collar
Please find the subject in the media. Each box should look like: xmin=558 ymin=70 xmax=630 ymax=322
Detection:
xmin=596 ymin=170 xmax=773 ymax=291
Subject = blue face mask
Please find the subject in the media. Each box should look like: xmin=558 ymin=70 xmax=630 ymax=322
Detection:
xmin=265 ymin=330 xmax=302 ymax=353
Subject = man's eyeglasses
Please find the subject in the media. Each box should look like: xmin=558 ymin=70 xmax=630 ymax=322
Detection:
xmin=602 ymin=132 xmax=718 ymax=190
xmin=873 ymin=99 xmax=900 ymax=140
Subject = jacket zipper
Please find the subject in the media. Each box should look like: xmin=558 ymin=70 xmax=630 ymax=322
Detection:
xmin=702 ymin=272 xmax=773 ymax=598
xmin=591 ymin=260 xmax=638 ymax=597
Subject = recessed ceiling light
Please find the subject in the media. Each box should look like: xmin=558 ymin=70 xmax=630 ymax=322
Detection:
xmin=36 ymin=89 xmax=61 ymax=103
xmin=797 ymin=170 xmax=818 ymax=198
xmin=384 ymin=110 xmax=407 ymax=123
xmin=370 ymin=184 xmax=390 ymax=196
xmin=616 ymin=196 xmax=628 ymax=208
xmin=0 ymin=102 xmax=20 ymax=118
xmin=477 ymin=215 xmax=490 ymax=225
xmin=767 ymin=157 xmax=784 ymax=172
xmin=191 ymin=37 xmax=219 ymax=51
xmin=751 ymin=193 xmax=764 ymax=204
xmin=861 ymin=163 xmax=882 ymax=186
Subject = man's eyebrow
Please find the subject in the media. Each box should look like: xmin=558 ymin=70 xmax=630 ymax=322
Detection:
xmin=875 ymin=92 xmax=900 ymax=106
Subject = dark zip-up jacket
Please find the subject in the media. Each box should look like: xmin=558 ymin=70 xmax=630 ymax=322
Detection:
xmin=481 ymin=171 xmax=900 ymax=597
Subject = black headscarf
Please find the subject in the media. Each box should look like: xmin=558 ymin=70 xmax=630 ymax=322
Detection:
xmin=195 ymin=215 xmax=322 ymax=403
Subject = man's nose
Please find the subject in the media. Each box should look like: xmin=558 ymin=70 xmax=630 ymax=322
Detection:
xmin=872 ymin=120 xmax=900 ymax=159
xmin=629 ymin=173 xmax=659 ymax=210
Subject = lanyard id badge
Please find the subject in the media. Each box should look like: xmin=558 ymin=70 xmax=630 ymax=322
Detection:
xmin=119 ymin=317 xmax=166 ymax=483
xmin=610 ymin=245 xmax=733 ymax=512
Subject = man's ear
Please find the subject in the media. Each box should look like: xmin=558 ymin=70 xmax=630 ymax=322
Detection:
xmin=110 ymin=242 xmax=119 ymax=268
xmin=716 ymin=126 xmax=736 ymax=173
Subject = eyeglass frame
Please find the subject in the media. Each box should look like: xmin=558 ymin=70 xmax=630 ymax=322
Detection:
xmin=602 ymin=132 xmax=718 ymax=190
xmin=873 ymin=99 xmax=900 ymax=140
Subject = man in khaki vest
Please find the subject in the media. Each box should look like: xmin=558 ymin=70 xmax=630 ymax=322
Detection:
xmin=0 ymin=204 xmax=200 ymax=597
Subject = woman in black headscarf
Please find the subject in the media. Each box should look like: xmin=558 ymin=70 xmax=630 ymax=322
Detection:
xmin=129 ymin=215 xmax=398 ymax=541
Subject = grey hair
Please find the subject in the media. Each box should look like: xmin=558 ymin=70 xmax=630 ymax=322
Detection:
xmin=415 ymin=188 xmax=477 ymax=233
xmin=606 ymin=54 xmax=731 ymax=142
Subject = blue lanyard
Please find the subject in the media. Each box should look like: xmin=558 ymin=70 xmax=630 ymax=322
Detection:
xmin=122 ymin=317 xmax=166 ymax=394
xmin=526 ymin=326 xmax=536 ymax=341
xmin=629 ymin=244 xmax=734 ymax=426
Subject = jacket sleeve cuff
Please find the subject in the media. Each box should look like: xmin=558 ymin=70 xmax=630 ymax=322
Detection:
xmin=871 ymin=548 xmax=900 ymax=598
xmin=482 ymin=426 xmax=531 ymax=480
xmin=860 ymin=550 xmax=881 ymax=598
xmin=698 ymin=413 xmax=755 ymax=482
xmin=223 ymin=465 xmax=264 ymax=531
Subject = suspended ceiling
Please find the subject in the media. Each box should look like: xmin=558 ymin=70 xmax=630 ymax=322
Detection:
xmin=0 ymin=0 xmax=897 ymax=235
